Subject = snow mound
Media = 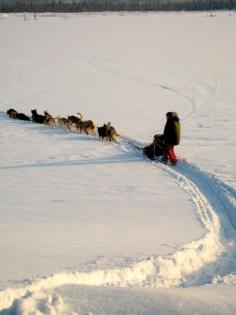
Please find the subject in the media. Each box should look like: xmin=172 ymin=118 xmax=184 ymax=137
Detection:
xmin=0 ymin=14 xmax=9 ymax=19
xmin=213 ymin=273 xmax=236 ymax=285
xmin=0 ymin=291 xmax=71 ymax=315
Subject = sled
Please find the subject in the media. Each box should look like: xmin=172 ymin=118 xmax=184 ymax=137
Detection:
xmin=141 ymin=134 xmax=166 ymax=160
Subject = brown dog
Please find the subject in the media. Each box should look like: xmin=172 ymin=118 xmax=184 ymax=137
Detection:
xmin=68 ymin=113 xmax=83 ymax=124
xmin=54 ymin=116 xmax=69 ymax=128
xmin=80 ymin=120 xmax=96 ymax=135
xmin=44 ymin=111 xmax=57 ymax=127
xmin=71 ymin=113 xmax=96 ymax=135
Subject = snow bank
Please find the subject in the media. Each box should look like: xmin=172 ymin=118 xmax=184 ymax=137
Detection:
xmin=0 ymin=291 xmax=70 ymax=315
xmin=0 ymin=14 xmax=9 ymax=19
xmin=213 ymin=273 xmax=236 ymax=285
xmin=0 ymin=233 xmax=220 ymax=311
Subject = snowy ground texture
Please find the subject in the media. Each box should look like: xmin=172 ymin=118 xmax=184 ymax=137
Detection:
xmin=0 ymin=11 xmax=236 ymax=315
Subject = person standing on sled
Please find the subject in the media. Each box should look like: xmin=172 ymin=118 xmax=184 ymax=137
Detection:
xmin=162 ymin=112 xmax=181 ymax=165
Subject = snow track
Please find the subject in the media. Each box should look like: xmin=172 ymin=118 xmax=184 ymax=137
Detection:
xmin=0 ymin=133 xmax=236 ymax=313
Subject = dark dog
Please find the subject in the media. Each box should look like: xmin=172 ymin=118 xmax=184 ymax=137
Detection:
xmin=7 ymin=108 xmax=30 ymax=121
xmin=7 ymin=109 xmax=17 ymax=116
xmin=31 ymin=109 xmax=46 ymax=124
xmin=98 ymin=122 xmax=120 ymax=142
xmin=98 ymin=123 xmax=109 ymax=139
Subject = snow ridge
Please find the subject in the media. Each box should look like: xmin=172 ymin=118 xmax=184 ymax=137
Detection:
xmin=1 ymin=136 xmax=236 ymax=312
xmin=0 ymin=291 xmax=68 ymax=315
xmin=154 ymin=157 xmax=236 ymax=286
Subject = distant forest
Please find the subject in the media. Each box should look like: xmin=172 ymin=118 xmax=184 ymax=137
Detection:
xmin=1 ymin=0 xmax=235 ymax=12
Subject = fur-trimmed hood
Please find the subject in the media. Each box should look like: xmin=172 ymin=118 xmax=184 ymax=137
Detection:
xmin=166 ymin=112 xmax=180 ymax=121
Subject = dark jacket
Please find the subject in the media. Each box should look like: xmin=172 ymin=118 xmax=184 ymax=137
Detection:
xmin=163 ymin=112 xmax=181 ymax=145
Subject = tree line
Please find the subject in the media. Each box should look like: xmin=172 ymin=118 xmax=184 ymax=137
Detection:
xmin=0 ymin=0 xmax=235 ymax=12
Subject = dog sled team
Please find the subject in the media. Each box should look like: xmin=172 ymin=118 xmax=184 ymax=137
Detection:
xmin=6 ymin=108 xmax=180 ymax=165
xmin=6 ymin=108 xmax=120 ymax=143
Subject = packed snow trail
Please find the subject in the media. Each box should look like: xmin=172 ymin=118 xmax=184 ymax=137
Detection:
xmin=122 ymin=138 xmax=236 ymax=284
xmin=1 ymin=132 xmax=236 ymax=312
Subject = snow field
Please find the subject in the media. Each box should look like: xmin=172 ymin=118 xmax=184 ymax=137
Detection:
xmin=0 ymin=115 xmax=235 ymax=313
xmin=0 ymin=113 xmax=203 ymax=286
xmin=0 ymin=11 xmax=236 ymax=314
